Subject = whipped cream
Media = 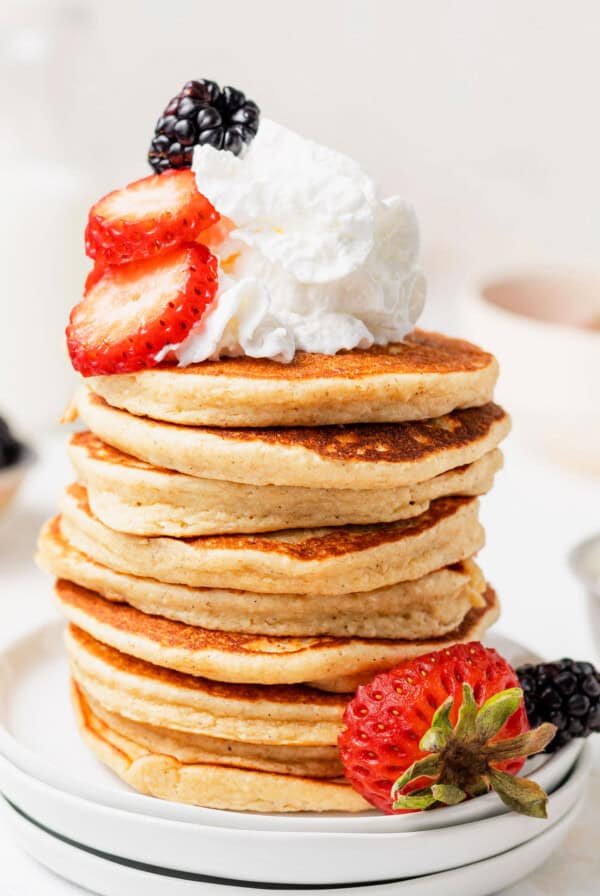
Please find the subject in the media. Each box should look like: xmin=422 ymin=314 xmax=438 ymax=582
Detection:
xmin=162 ymin=119 xmax=425 ymax=364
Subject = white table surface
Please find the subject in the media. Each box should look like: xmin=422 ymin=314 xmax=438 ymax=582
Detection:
xmin=1 ymin=424 xmax=599 ymax=894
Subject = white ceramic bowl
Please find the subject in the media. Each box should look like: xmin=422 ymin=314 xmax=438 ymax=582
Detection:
xmin=460 ymin=268 xmax=600 ymax=473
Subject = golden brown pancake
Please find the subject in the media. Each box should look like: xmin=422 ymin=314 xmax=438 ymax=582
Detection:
xmin=82 ymin=693 xmax=343 ymax=778
xmin=87 ymin=329 xmax=499 ymax=427
xmin=38 ymin=518 xmax=486 ymax=638
xmin=68 ymin=430 xmax=503 ymax=536
xmin=54 ymin=579 xmax=500 ymax=689
xmin=74 ymin=386 xmax=510 ymax=489
xmin=72 ymin=683 xmax=369 ymax=813
xmin=57 ymin=484 xmax=485 ymax=594
xmin=66 ymin=625 xmax=348 ymax=746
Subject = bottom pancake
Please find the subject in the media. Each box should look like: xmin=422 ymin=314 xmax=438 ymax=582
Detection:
xmin=72 ymin=683 xmax=369 ymax=813
xmin=82 ymin=691 xmax=342 ymax=778
xmin=56 ymin=580 xmax=500 ymax=690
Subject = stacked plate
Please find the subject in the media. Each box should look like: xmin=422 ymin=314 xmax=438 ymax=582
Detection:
xmin=0 ymin=621 xmax=590 ymax=896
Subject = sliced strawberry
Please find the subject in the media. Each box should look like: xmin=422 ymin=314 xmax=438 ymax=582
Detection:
xmin=85 ymin=170 xmax=218 ymax=266
xmin=67 ymin=243 xmax=218 ymax=377
xmin=84 ymin=265 xmax=104 ymax=293
xmin=198 ymin=215 xmax=236 ymax=250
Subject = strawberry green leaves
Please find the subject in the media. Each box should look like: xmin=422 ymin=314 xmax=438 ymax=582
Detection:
xmin=391 ymin=685 xmax=557 ymax=818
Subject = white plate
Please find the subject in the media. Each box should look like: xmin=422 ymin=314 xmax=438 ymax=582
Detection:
xmin=0 ymin=744 xmax=591 ymax=885
xmin=0 ymin=621 xmax=583 ymax=835
xmin=0 ymin=795 xmax=584 ymax=896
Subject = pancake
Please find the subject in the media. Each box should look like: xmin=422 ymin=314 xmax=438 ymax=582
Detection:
xmin=58 ymin=485 xmax=485 ymax=595
xmin=72 ymin=683 xmax=369 ymax=813
xmin=38 ymin=519 xmax=486 ymax=638
xmin=74 ymin=386 xmax=511 ymax=490
xmin=66 ymin=627 xmax=346 ymax=746
xmin=55 ymin=580 xmax=500 ymax=689
xmin=81 ymin=693 xmax=342 ymax=778
xmin=86 ymin=329 xmax=499 ymax=427
xmin=69 ymin=431 xmax=503 ymax=536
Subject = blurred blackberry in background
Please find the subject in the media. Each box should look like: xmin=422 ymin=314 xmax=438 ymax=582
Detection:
xmin=149 ymin=79 xmax=260 ymax=173
xmin=0 ymin=416 xmax=23 ymax=469
xmin=517 ymin=658 xmax=600 ymax=752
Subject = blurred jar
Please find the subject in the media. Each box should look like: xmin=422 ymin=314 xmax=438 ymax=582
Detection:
xmin=460 ymin=268 xmax=600 ymax=475
xmin=0 ymin=1 xmax=92 ymax=435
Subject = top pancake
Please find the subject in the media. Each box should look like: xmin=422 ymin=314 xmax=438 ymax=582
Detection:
xmin=86 ymin=330 xmax=499 ymax=427
xmin=72 ymin=684 xmax=369 ymax=813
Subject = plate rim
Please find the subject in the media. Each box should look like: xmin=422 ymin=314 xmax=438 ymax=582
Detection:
xmin=0 ymin=741 xmax=591 ymax=844
xmin=1 ymin=794 xmax=583 ymax=895
xmin=0 ymin=742 xmax=591 ymax=887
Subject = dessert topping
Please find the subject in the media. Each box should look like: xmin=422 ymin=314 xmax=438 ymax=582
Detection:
xmin=85 ymin=170 xmax=218 ymax=266
xmin=67 ymin=243 xmax=218 ymax=376
xmin=149 ymin=79 xmax=260 ymax=173
xmin=339 ymin=642 xmax=556 ymax=817
xmin=518 ymin=658 xmax=600 ymax=752
xmin=163 ymin=119 xmax=425 ymax=364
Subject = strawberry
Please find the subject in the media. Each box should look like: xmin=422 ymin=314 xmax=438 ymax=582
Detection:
xmin=85 ymin=170 xmax=218 ymax=266
xmin=197 ymin=215 xmax=236 ymax=250
xmin=339 ymin=642 xmax=557 ymax=817
xmin=83 ymin=264 xmax=104 ymax=293
xmin=67 ymin=243 xmax=218 ymax=377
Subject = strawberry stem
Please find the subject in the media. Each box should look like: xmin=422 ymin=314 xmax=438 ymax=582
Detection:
xmin=431 ymin=784 xmax=466 ymax=805
xmin=431 ymin=696 xmax=454 ymax=732
xmin=455 ymin=682 xmax=478 ymax=739
xmin=484 ymin=723 xmax=557 ymax=762
xmin=390 ymin=685 xmax=558 ymax=818
xmin=391 ymin=754 xmax=441 ymax=799
xmin=476 ymin=688 xmax=523 ymax=740
xmin=489 ymin=769 xmax=549 ymax=818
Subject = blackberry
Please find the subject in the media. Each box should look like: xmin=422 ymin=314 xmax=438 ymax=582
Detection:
xmin=0 ymin=416 xmax=23 ymax=470
xmin=517 ymin=659 xmax=600 ymax=752
xmin=149 ymin=79 xmax=260 ymax=173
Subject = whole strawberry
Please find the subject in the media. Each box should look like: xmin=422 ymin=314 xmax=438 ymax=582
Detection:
xmin=339 ymin=642 xmax=556 ymax=817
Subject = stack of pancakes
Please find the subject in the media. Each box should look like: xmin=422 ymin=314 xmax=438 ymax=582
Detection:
xmin=37 ymin=330 xmax=510 ymax=813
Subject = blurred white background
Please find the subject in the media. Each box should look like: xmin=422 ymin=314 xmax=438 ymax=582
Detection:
xmin=1 ymin=0 xmax=600 ymax=432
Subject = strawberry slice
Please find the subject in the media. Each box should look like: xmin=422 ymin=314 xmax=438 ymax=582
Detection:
xmin=198 ymin=215 xmax=236 ymax=250
xmin=67 ymin=243 xmax=218 ymax=377
xmin=85 ymin=170 xmax=218 ymax=266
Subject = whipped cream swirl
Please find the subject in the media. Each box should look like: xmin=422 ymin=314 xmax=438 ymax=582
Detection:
xmin=163 ymin=119 xmax=425 ymax=364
